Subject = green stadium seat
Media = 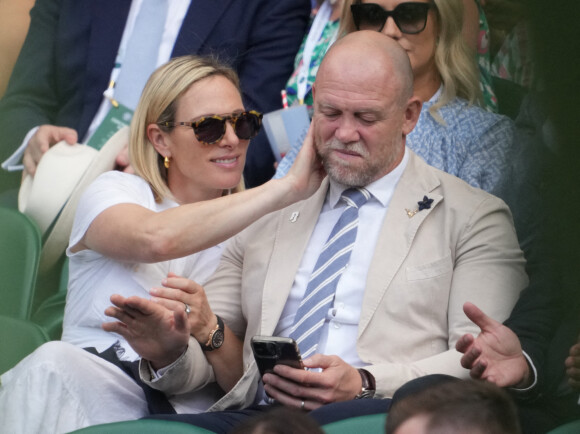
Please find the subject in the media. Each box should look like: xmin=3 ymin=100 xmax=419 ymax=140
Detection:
xmin=32 ymin=257 xmax=69 ymax=339
xmin=0 ymin=314 xmax=49 ymax=374
xmin=322 ymin=412 xmax=386 ymax=434
xmin=547 ymin=419 xmax=580 ymax=433
xmin=0 ymin=207 xmax=41 ymax=319
xmin=70 ymin=419 xmax=216 ymax=433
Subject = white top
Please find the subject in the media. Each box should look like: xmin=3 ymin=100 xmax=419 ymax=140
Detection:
xmin=275 ymin=149 xmax=410 ymax=366
xmin=62 ymin=171 xmax=223 ymax=361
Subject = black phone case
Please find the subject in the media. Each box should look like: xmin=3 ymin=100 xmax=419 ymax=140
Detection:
xmin=251 ymin=336 xmax=304 ymax=377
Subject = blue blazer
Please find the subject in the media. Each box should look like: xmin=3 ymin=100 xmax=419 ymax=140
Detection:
xmin=0 ymin=0 xmax=311 ymax=187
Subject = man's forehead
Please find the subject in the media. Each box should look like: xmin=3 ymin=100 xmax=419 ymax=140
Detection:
xmin=315 ymin=60 xmax=398 ymax=103
xmin=314 ymin=80 xmax=391 ymax=113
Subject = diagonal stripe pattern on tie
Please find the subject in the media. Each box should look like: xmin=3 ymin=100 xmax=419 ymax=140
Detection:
xmin=290 ymin=187 xmax=371 ymax=359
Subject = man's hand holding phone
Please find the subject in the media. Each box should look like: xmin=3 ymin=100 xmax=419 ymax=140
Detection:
xmin=261 ymin=353 xmax=363 ymax=411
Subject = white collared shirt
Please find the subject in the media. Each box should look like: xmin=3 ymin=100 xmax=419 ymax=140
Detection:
xmin=274 ymin=148 xmax=410 ymax=367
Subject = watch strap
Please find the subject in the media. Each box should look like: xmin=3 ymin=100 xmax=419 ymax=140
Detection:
xmin=200 ymin=315 xmax=224 ymax=352
xmin=355 ymin=368 xmax=376 ymax=399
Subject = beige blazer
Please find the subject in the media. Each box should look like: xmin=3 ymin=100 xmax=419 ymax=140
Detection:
xmin=142 ymin=150 xmax=528 ymax=410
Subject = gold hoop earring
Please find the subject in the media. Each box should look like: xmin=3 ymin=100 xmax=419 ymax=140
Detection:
xmin=164 ymin=156 xmax=170 ymax=169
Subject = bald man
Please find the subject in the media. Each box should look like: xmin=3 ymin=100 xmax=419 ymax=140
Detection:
xmin=126 ymin=31 xmax=528 ymax=430
xmin=110 ymin=32 xmax=527 ymax=430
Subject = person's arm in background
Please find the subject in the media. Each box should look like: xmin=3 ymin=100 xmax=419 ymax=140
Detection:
xmin=456 ymin=253 xmax=569 ymax=393
xmin=456 ymin=302 xmax=534 ymax=388
xmin=0 ymin=0 xmax=126 ymax=176
xmin=0 ymin=0 xmax=67 ymax=164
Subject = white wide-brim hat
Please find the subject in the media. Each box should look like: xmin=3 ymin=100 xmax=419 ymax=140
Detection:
xmin=18 ymin=126 xmax=130 ymax=272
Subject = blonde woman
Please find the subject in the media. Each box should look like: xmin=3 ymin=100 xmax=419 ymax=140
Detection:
xmin=0 ymin=55 xmax=323 ymax=433
xmin=276 ymin=0 xmax=515 ymax=194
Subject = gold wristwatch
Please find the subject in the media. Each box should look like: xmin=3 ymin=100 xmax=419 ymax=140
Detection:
xmin=200 ymin=315 xmax=224 ymax=352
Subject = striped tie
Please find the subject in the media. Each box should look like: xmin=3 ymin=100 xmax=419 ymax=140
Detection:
xmin=290 ymin=187 xmax=371 ymax=358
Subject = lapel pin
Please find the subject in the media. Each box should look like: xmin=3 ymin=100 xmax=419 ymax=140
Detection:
xmin=405 ymin=209 xmax=418 ymax=218
xmin=405 ymin=195 xmax=434 ymax=218
xmin=289 ymin=211 xmax=300 ymax=223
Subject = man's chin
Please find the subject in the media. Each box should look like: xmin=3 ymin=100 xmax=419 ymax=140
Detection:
xmin=325 ymin=165 xmax=369 ymax=187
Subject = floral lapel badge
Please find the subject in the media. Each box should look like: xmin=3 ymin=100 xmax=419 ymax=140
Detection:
xmin=405 ymin=195 xmax=434 ymax=218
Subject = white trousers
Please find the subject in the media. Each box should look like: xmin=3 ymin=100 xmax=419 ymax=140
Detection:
xmin=0 ymin=341 xmax=221 ymax=434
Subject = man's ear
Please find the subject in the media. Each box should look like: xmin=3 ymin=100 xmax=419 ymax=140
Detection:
xmin=402 ymin=96 xmax=422 ymax=135
xmin=147 ymin=124 xmax=171 ymax=158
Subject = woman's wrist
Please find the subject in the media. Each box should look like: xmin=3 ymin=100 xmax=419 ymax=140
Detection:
xmin=275 ymin=175 xmax=309 ymax=208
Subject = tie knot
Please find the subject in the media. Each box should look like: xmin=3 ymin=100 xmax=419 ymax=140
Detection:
xmin=341 ymin=188 xmax=371 ymax=209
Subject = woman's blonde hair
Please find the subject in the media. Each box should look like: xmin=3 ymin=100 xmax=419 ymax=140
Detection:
xmin=339 ymin=0 xmax=482 ymax=119
xmin=130 ymin=55 xmax=245 ymax=203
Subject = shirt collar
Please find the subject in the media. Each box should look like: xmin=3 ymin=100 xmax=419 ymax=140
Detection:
xmin=423 ymin=85 xmax=444 ymax=108
xmin=328 ymin=147 xmax=409 ymax=209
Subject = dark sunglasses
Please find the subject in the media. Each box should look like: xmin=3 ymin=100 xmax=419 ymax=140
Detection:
xmin=351 ymin=2 xmax=433 ymax=34
xmin=160 ymin=110 xmax=263 ymax=145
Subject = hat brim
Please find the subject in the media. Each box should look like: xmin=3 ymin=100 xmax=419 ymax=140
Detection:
xmin=19 ymin=143 xmax=98 ymax=235
xmin=39 ymin=126 xmax=130 ymax=272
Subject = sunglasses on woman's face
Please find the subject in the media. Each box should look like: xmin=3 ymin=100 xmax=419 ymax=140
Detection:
xmin=351 ymin=2 xmax=433 ymax=34
xmin=160 ymin=110 xmax=263 ymax=145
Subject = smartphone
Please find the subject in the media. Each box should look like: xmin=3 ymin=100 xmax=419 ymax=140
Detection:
xmin=251 ymin=336 xmax=304 ymax=377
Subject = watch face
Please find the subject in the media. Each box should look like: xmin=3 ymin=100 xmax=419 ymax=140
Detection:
xmin=212 ymin=330 xmax=225 ymax=349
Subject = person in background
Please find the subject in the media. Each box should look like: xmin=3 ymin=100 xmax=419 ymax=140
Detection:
xmin=459 ymin=0 xmax=580 ymax=429
xmin=0 ymin=0 xmax=311 ymax=198
xmin=231 ymin=407 xmax=324 ymax=434
xmin=0 ymin=54 xmax=323 ymax=434
xmin=487 ymin=0 xmax=535 ymax=90
xmin=462 ymin=0 xmax=498 ymax=112
xmin=457 ymin=291 xmax=580 ymax=433
xmin=284 ymin=0 xmax=344 ymax=115
xmin=276 ymin=0 xmax=516 ymax=195
xmin=0 ymin=0 xmax=35 ymax=202
xmin=386 ymin=376 xmax=521 ymax=434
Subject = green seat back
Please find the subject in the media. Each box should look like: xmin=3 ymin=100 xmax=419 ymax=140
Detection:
xmin=32 ymin=257 xmax=69 ymax=339
xmin=0 ymin=207 xmax=41 ymax=319
xmin=31 ymin=291 xmax=67 ymax=340
xmin=547 ymin=419 xmax=580 ymax=433
xmin=71 ymin=419 xmax=216 ymax=433
xmin=322 ymin=413 xmax=386 ymax=434
xmin=0 ymin=314 xmax=49 ymax=374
